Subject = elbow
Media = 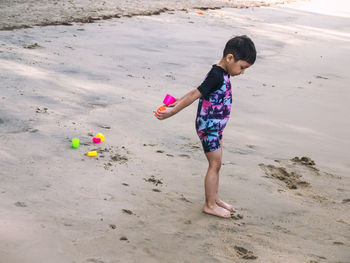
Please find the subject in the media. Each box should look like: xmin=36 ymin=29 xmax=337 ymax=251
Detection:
xmin=192 ymin=89 xmax=202 ymax=100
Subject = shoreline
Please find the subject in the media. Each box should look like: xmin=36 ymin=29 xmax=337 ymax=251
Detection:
xmin=0 ymin=0 xmax=298 ymax=31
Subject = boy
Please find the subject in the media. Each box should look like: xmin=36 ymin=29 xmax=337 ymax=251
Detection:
xmin=156 ymin=35 xmax=256 ymax=218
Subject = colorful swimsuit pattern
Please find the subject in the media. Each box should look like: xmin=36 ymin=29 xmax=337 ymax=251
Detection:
xmin=196 ymin=65 xmax=232 ymax=153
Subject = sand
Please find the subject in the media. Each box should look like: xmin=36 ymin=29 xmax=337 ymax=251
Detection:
xmin=0 ymin=0 xmax=296 ymax=30
xmin=0 ymin=0 xmax=350 ymax=262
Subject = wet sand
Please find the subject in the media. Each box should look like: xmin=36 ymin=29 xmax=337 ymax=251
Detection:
xmin=1 ymin=0 xmax=350 ymax=262
xmin=0 ymin=0 xmax=295 ymax=30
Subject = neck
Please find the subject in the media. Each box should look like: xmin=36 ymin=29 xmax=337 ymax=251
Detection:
xmin=217 ymin=58 xmax=227 ymax=72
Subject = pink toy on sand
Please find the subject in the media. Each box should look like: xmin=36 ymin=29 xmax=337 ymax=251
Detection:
xmin=163 ymin=94 xmax=176 ymax=106
xmin=93 ymin=137 xmax=101 ymax=143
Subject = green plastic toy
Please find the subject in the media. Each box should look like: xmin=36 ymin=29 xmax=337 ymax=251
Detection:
xmin=72 ymin=138 xmax=80 ymax=148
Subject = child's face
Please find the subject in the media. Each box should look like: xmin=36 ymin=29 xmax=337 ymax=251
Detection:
xmin=225 ymin=54 xmax=251 ymax=76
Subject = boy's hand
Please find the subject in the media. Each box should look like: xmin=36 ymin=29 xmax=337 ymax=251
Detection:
xmin=155 ymin=107 xmax=173 ymax=120
xmin=154 ymin=89 xmax=201 ymax=120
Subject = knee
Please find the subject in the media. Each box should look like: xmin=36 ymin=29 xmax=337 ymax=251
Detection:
xmin=209 ymin=160 xmax=221 ymax=171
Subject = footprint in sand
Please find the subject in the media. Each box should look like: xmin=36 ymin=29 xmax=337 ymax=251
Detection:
xmin=96 ymin=124 xmax=111 ymax=129
xmin=110 ymin=154 xmax=128 ymax=163
xmin=273 ymin=225 xmax=291 ymax=234
xmin=143 ymin=143 xmax=156 ymax=147
xmin=259 ymin=163 xmax=310 ymax=190
xmin=23 ymin=127 xmax=39 ymax=133
xmin=103 ymin=162 xmax=112 ymax=170
xmin=246 ymin=144 xmax=257 ymax=149
xmin=87 ymin=258 xmax=105 ymax=263
xmin=14 ymin=201 xmax=27 ymax=207
xmin=291 ymin=156 xmax=315 ymax=166
xmin=234 ymin=246 xmax=257 ymax=260
xmin=97 ymin=147 xmax=128 ymax=170
xmin=23 ymin=43 xmax=43 ymax=49
xmin=230 ymin=211 xmax=244 ymax=220
xmin=122 ymin=209 xmax=133 ymax=215
xmin=35 ymin=107 xmax=48 ymax=113
xmin=315 ymin=75 xmax=328 ymax=80
xmin=179 ymin=194 xmax=192 ymax=203
xmin=144 ymin=176 xmax=163 ymax=186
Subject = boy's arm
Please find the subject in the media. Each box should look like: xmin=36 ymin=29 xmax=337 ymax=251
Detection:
xmin=167 ymin=93 xmax=186 ymax=107
xmin=156 ymin=88 xmax=202 ymax=120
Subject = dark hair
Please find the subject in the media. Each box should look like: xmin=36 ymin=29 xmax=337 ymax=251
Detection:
xmin=223 ymin=35 xmax=256 ymax=65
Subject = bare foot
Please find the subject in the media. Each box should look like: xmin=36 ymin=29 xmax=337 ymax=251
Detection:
xmin=216 ymin=199 xmax=234 ymax=212
xmin=203 ymin=203 xmax=231 ymax=218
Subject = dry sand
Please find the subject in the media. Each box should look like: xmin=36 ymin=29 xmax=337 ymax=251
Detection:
xmin=1 ymin=0 xmax=350 ymax=262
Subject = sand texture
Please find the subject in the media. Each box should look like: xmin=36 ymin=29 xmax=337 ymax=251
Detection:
xmin=1 ymin=0 xmax=350 ymax=262
xmin=0 ymin=0 xmax=296 ymax=30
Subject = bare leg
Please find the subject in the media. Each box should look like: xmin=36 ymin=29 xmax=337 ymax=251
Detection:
xmin=202 ymin=147 xmax=230 ymax=218
xmin=215 ymin=140 xmax=234 ymax=212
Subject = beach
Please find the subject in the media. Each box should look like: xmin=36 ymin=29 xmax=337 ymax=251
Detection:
xmin=0 ymin=0 xmax=296 ymax=30
xmin=0 ymin=0 xmax=350 ymax=262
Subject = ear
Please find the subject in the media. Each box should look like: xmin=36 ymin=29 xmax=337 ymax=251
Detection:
xmin=226 ymin=54 xmax=235 ymax=63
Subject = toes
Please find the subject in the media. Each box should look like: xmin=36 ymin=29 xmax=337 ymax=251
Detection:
xmin=216 ymin=200 xmax=234 ymax=211
xmin=221 ymin=208 xmax=231 ymax=218
xmin=202 ymin=205 xmax=232 ymax=218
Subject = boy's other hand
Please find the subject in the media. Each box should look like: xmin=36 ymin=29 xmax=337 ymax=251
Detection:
xmin=167 ymin=98 xmax=179 ymax=107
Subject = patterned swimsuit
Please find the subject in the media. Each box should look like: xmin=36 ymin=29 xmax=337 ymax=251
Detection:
xmin=196 ymin=65 xmax=232 ymax=153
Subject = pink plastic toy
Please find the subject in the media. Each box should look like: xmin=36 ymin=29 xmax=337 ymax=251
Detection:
xmin=93 ymin=137 xmax=101 ymax=143
xmin=163 ymin=94 xmax=176 ymax=106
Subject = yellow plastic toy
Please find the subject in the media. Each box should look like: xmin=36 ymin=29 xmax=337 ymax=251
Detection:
xmin=88 ymin=151 xmax=97 ymax=157
xmin=95 ymin=133 xmax=105 ymax=142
